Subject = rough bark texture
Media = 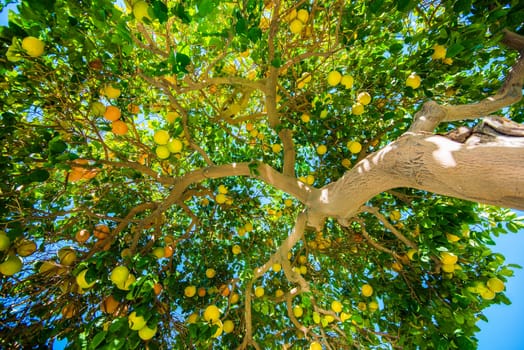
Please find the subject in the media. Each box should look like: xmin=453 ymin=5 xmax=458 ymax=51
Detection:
xmin=306 ymin=30 xmax=524 ymax=228
xmin=307 ymin=125 xmax=524 ymax=226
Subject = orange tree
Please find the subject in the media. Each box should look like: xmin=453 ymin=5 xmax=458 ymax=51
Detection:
xmin=1 ymin=1 xmax=524 ymax=349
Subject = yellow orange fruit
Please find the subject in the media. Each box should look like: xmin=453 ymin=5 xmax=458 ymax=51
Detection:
xmin=361 ymin=284 xmax=373 ymax=297
xmin=357 ymin=92 xmax=371 ymax=105
xmin=341 ymin=75 xmax=354 ymax=88
xmin=289 ymin=19 xmax=304 ymax=34
xmin=16 ymin=239 xmax=36 ymax=257
xmin=347 ymin=141 xmax=362 ymax=154
xmin=232 ymin=244 xmax=241 ymax=255
xmin=310 ymin=342 xmax=322 ymax=350
xmin=351 ymin=103 xmax=364 ymax=115
xmin=440 ymin=252 xmax=458 ymax=265
xmin=138 ymin=325 xmax=157 ymax=340
xmin=487 ymin=277 xmax=505 ymax=293
xmin=0 ymin=255 xmax=23 ymax=276
xmin=254 ymin=286 xmax=265 ymax=298
xmin=293 ymin=305 xmax=303 ymax=318
xmin=21 ymin=36 xmax=45 ymax=57
xmin=167 ymin=139 xmax=183 ymax=153
xmin=327 ymin=71 xmax=342 ymax=86
xmin=116 ymin=273 xmax=135 ymax=291
xmin=155 ymin=146 xmax=170 ymax=159
xmin=331 ymin=300 xmax=343 ymax=313
xmin=110 ymin=265 xmax=130 ymax=285
xmin=165 ymin=111 xmax=179 ymax=122
xmin=102 ymin=85 xmax=121 ymax=99
xmin=128 ymin=311 xmax=147 ymax=330
xmin=223 ymin=319 xmax=234 ymax=333
xmin=406 ymin=73 xmax=421 ymax=89
xmin=76 ymin=269 xmax=96 ymax=289
xmin=58 ymin=247 xmax=77 ymax=266
xmin=0 ymin=231 xmax=10 ymax=251
xmin=431 ymin=44 xmax=446 ymax=60
xmin=184 ymin=285 xmax=196 ymax=297
xmin=133 ymin=1 xmax=151 ymax=21
xmin=206 ymin=268 xmax=216 ymax=278
xmin=153 ymin=130 xmax=170 ymax=145
xmin=368 ymin=300 xmax=379 ymax=312
xmin=316 ymin=144 xmax=327 ymax=155
xmin=203 ymin=305 xmax=221 ymax=323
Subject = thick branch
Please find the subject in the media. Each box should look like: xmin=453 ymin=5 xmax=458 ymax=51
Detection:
xmin=307 ymin=131 xmax=524 ymax=226
xmin=137 ymin=162 xmax=312 ymax=231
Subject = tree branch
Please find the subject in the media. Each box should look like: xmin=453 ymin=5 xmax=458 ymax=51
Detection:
xmin=307 ymin=131 xmax=524 ymax=227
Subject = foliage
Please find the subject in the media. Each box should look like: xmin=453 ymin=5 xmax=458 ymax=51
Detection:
xmin=0 ymin=0 xmax=523 ymax=349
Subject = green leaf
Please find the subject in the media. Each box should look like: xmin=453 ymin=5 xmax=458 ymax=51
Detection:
xmin=453 ymin=0 xmax=472 ymax=14
xmin=152 ymin=0 xmax=168 ymax=23
xmin=173 ymin=3 xmax=191 ymax=23
xmin=248 ymin=26 xmax=262 ymax=43
xmin=369 ymin=0 xmax=385 ymax=13
xmin=235 ymin=17 xmax=248 ymax=35
xmin=197 ymin=0 xmax=215 ymax=17
xmin=49 ymin=138 xmax=67 ymax=154
xmin=169 ymin=52 xmax=191 ymax=74
xmin=396 ymin=0 xmax=412 ymax=12
xmin=29 ymin=169 xmax=50 ymax=183
xmin=447 ymin=43 xmax=465 ymax=57
xmin=89 ymin=331 xmax=107 ymax=349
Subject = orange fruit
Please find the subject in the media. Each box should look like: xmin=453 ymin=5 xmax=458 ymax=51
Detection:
xmin=101 ymin=295 xmax=120 ymax=314
xmin=93 ymin=224 xmax=110 ymax=240
xmin=164 ymin=245 xmax=174 ymax=258
xmin=127 ymin=103 xmax=140 ymax=114
xmin=104 ymin=106 xmax=121 ymax=121
xmin=153 ymin=283 xmax=163 ymax=295
xmin=61 ymin=304 xmax=76 ymax=319
xmin=75 ymin=229 xmax=90 ymax=243
xmin=198 ymin=287 xmax=207 ymax=297
xmin=220 ymin=284 xmax=230 ymax=297
xmin=111 ymin=120 xmax=128 ymax=135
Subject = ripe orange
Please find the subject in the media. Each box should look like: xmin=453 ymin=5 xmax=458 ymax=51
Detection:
xmin=198 ymin=287 xmax=207 ymax=297
xmin=220 ymin=284 xmax=230 ymax=297
xmin=101 ymin=295 xmax=120 ymax=314
xmin=93 ymin=224 xmax=110 ymax=240
xmin=104 ymin=106 xmax=121 ymax=121
xmin=127 ymin=103 xmax=140 ymax=114
xmin=111 ymin=120 xmax=128 ymax=135
xmin=164 ymin=245 xmax=174 ymax=258
xmin=61 ymin=304 xmax=76 ymax=319
xmin=153 ymin=283 xmax=163 ymax=295
xmin=75 ymin=229 xmax=90 ymax=243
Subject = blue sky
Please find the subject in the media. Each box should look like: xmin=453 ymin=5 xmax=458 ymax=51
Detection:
xmin=2 ymin=3 xmax=524 ymax=349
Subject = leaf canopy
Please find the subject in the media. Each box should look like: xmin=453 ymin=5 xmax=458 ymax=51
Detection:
xmin=0 ymin=0 xmax=523 ymax=349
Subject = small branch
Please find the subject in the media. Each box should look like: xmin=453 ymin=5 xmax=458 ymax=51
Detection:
xmin=360 ymin=206 xmax=417 ymax=250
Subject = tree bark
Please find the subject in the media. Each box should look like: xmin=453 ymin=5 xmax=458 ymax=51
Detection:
xmin=307 ymin=121 xmax=524 ymax=227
